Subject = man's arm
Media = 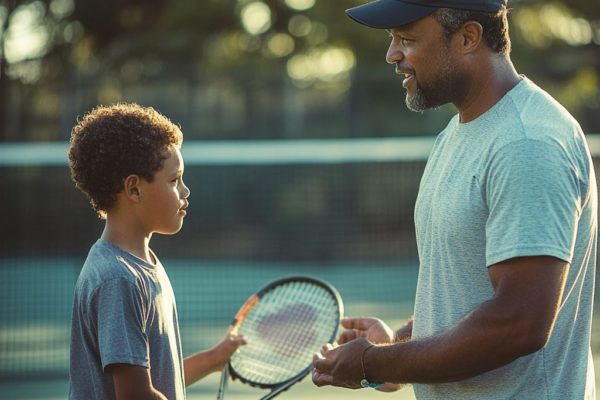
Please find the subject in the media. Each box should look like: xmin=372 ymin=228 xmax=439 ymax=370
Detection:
xmin=110 ymin=364 xmax=167 ymax=400
xmin=313 ymin=256 xmax=568 ymax=386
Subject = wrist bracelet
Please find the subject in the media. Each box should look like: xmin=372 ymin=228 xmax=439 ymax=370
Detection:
xmin=360 ymin=344 xmax=382 ymax=389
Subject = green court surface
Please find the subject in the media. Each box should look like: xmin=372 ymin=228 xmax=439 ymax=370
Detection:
xmin=0 ymin=376 xmax=417 ymax=400
xmin=0 ymin=259 xmax=598 ymax=399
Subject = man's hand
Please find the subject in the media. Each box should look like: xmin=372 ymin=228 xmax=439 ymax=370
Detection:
xmin=312 ymin=338 xmax=372 ymax=389
xmin=333 ymin=317 xmax=404 ymax=392
xmin=338 ymin=317 xmax=395 ymax=345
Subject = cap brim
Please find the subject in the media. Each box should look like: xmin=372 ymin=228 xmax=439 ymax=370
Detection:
xmin=346 ymin=0 xmax=438 ymax=29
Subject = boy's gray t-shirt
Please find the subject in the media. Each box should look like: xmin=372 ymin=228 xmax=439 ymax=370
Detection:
xmin=69 ymin=239 xmax=185 ymax=399
xmin=413 ymin=77 xmax=597 ymax=399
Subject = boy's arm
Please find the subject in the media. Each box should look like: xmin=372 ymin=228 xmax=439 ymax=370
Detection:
xmin=183 ymin=349 xmax=220 ymax=385
xmin=184 ymin=329 xmax=246 ymax=386
xmin=109 ymin=364 xmax=168 ymax=400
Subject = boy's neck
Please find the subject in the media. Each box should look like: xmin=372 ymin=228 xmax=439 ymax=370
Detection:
xmin=101 ymin=216 xmax=155 ymax=265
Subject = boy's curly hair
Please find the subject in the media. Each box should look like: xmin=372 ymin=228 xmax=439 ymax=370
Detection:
xmin=68 ymin=103 xmax=183 ymax=218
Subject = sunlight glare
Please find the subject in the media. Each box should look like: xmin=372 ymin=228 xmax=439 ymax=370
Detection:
xmin=285 ymin=0 xmax=316 ymax=11
xmin=289 ymin=15 xmax=312 ymax=37
xmin=287 ymin=46 xmax=355 ymax=84
xmin=515 ymin=4 xmax=593 ymax=47
xmin=49 ymin=0 xmax=74 ymax=18
xmin=240 ymin=2 xmax=272 ymax=35
xmin=265 ymin=33 xmax=295 ymax=58
xmin=5 ymin=1 xmax=50 ymax=64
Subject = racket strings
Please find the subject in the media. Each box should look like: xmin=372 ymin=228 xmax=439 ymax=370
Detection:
xmin=230 ymin=281 xmax=340 ymax=385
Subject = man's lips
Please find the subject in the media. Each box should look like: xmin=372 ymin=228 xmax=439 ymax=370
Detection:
xmin=395 ymin=67 xmax=415 ymax=89
xmin=402 ymin=73 xmax=415 ymax=89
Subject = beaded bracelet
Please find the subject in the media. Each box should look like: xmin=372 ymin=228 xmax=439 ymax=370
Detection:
xmin=360 ymin=344 xmax=382 ymax=389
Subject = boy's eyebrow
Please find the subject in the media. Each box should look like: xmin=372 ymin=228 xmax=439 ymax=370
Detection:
xmin=168 ymin=169 xmax=183 ymax=178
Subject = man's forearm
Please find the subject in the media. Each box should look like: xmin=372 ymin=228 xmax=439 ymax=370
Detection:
xmin=366 ymin=299 xmax=543 ymax=384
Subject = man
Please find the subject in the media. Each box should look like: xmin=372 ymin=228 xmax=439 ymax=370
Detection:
xmin=312 ymin=1 xmax=597 ymax=399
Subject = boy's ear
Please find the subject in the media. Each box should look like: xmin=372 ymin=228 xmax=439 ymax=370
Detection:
xmin=123 ymin=175 xmax=142 ymax=202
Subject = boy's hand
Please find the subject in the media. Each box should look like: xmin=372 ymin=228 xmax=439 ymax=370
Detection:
xmin=213 ymin=327 xmax=247 ymax=370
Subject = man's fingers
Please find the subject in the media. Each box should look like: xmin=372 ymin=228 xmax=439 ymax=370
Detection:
xmin=312 ymin=349 xmax=331 ymax=373
xmin=312 ymin=369 xmax=334 ymax=387
xmin=341 ymin=317 xmax=379 ymax=330
xmin=321 ymin=343 xmax=334 ymax=353
xmin=337 ymin=329 xmax=358 ymax=344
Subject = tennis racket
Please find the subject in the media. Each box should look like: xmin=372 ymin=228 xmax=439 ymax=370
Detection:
xmin=216 ymin=276 xmax=344 ymax=400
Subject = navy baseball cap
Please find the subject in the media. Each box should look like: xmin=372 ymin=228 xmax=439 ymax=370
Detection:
xmin=346 ymin=0 xmax=507 ymax=29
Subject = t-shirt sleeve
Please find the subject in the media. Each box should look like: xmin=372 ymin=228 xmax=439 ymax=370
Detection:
xmin=485 ymin=139 xmax=582 ymax=266
xmin=90 ymin=277 xmax=150 ymax=371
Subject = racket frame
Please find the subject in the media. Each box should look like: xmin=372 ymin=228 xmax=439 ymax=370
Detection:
xmin=227 ymin=276 xmax=343 ymax=395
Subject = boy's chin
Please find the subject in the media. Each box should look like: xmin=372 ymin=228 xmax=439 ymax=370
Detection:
xmin=155 ymin=225 xmax=184 ymax=235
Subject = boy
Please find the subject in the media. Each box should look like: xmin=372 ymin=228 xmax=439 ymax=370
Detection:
xmin=68 ymin=103 xmax=245 ymax=399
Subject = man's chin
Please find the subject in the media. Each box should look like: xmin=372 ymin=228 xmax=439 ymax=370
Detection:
xmin=405 ymin=94 xmax=428 ymax=113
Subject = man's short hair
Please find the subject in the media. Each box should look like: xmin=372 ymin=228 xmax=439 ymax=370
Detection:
xmin=433 ymin=7 xmax=511 ymax=55
xmin=68 ymin=103 xmax=183 ymax=218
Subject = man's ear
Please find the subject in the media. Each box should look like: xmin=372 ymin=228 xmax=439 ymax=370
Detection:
xmin=459 ymin=20 xmax=484 ymax=54
xmin=123 ymin=175 xmax=141 ymax=202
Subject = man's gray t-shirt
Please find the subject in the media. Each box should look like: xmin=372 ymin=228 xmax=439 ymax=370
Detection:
xmin=69 ymin=239 xmax=185 ymax=399
xmin=413 ymin=78 xmax=596 ymax=399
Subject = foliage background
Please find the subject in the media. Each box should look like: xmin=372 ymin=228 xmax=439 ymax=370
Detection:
xmin=1 ymin=0 xmax=599 ymax=141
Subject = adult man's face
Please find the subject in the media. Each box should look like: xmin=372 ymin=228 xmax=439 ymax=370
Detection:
xmin=386 ymin=15 xmax=468 ymax=112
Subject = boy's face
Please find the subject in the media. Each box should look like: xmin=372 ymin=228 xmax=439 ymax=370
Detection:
xmin=138 ymin=146 xmax=190 ymax=235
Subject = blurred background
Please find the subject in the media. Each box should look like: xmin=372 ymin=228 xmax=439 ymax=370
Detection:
xmin=0 ymin=0 xmax=599 ymax=399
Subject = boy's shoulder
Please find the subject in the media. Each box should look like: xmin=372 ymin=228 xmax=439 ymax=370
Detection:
xmin=75 ymin=239 xmax=153 ymax=298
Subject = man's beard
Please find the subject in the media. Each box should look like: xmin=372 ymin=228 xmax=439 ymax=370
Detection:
xmin=405 ymin=53 xmax=467 ymax=113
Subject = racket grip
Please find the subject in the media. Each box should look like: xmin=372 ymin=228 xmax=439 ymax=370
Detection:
xmin=216 ymin=365 xmax=229 ymax=400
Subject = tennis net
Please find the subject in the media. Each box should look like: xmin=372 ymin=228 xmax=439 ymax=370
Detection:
xmin=1 ymin=137 xmax=599 ymax=380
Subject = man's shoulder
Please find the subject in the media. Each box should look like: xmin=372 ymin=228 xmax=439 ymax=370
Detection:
xmin=508 ymin=78 xmax=581 ymax=133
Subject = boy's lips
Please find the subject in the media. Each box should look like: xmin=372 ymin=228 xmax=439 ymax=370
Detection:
xmin=179 ymin=202 xmax=189 ymax=215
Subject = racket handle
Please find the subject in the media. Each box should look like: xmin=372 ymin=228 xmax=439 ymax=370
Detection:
xmin=216 ymin=365 xmax=229 ymax=400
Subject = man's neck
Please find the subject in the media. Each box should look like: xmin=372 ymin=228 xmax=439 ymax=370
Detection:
xmin=456 ymin=56 xmax=521 ymax=123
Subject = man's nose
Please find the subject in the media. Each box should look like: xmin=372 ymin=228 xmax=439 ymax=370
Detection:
xmin=386 ymin=42 xmax=404 ymax=65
